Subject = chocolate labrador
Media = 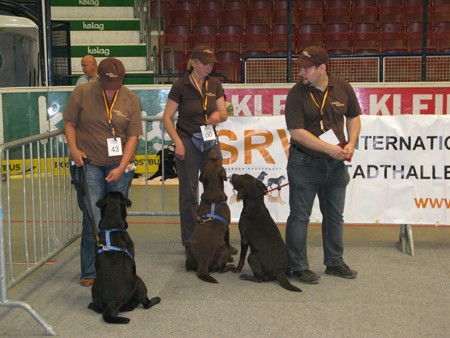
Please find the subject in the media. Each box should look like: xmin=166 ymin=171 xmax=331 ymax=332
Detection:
xmin=88 ymin=191 xmax=161 ymax=324
xmin=185 ymin=150 xmax=235 ymax=283
xmin=230 ymin=174 xmax=302 ymax=292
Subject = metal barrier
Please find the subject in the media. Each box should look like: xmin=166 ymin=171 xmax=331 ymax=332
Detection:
xmin=0 ymin=130 xmax=79 ymax=336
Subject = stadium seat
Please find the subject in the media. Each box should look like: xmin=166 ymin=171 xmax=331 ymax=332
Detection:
xmin=246 ymin=8 xmax=272 ymax=29
xmin=192 ymin=24 xmax=217 ymax=36
xmin=407 ymin=22 xmax=432 ymax=34
xmin=405 ymin=6 xmax=430 ymax=26
xmin=295 ymin=32 xmax=324 ymax=52
xmin=242 ymin=33 xmax=270 ymax=56
xmin=250 ymin=0 xmax=274 ymax=10
xmin=325 ymin=23 xmax=350 ymax=33
xmin=276 ymin=0 xmax=300 ymax=9
xmin=324 ymin=32 xmax=351 ymax=54
xmin=173 ymin=0 xmax=197 ymax=12
xmin=380 ymin=22 xmax=404 ymax=34
xmin=166 ymin=9 xmax=193 ymax=30
xmin=438 ymin=31 xmax=450 ymax=52
xmin=272 ymin=8 xmax=300 ymax=29
xmin=272 ymin=23 xmax=297 ymax=35
xmin=215 ymin=34 xmax=242 ymax=53
xmin=158 ymin=34 xmax=187 ymax=74
xmin=194 ymin=9 xmax=219 ymax=28
xmin=436 ymin=21 xmax=450 ymax=35
xmin=225 ymin=0 xmax=247 ymax=10
xmin=352 ymin=22 xmax=377 ymax=33
xmin=431 ymin=5 xmax=450 ymax=27
xmin=198 ymin=0 xmax=223 ymax=11
xmin=380 ymin=32 xmax=408 ymax=53
xmin=215 ymin=50 xmax=241 ymax=81
xmin=379 ymin=6 xmax=404 ymax=27
xmin=213 ymin=61 xmax=238 ymax=83
xmin=351 ymin=6 xmax=377 ymax=26
xmin=165 ymin=24 xmax=190 ymax=37
xmin=404 ymin=0 xmax=426 ymax=6
xmin=352 ymin=32 xmax=379 ymax=53
xmin=325 ymin=7 xmax=351 ymax=25
xmin=326 ymin=0 xmax=351 ymax=8
xmin=301 ymin=0 xmax=324 ymax=9
xmin=246 ymin=23 xmax=270 ymax=35
xmin=219 ymin=24 xmax=244 ymax=36
xmin=298 ymin=23 xmax=323 ymax=34
xmin=352 ymin=0 xmax=377 ymax=8
xmin=379 ymin=0 xmax=403 ymax=7
xmin=188 ymin=33 xmax=215 ymax=50
xmin=299 ymin=7 xmax=324 ymax=25
xmin=270 ymin=33 xmax=296 ymax=54
xmin=150 ymin=0 xmax=171 ymax=20
xmin=408 ymin=31 xmax=438 ymax=52
xmin=219 ymin=9 xmax=246 ymax=27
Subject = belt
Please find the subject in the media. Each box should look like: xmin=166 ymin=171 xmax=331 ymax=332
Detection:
xmin=290 ymin=144 xmax=326 ymax=160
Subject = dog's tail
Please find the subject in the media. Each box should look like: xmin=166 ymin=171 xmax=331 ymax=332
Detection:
xmin=103 ymin=301 xmax=130 ymax=324
xmin=197 ymin=262 xmax=219 ymax=284
xmin=275 ymin=272 xmax=302 ymax=292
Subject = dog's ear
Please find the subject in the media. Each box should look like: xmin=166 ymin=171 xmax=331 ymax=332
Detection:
xmin=96 ymin=196 xmax=106 ymax=209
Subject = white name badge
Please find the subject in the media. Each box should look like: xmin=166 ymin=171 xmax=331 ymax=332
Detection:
xmin=200 ymin=125 xmax=216 ymax=141
xmin=107 ymin=137 xmax=123 ymax=156
xmin=319 ymin=129 xmax=340 ymax=145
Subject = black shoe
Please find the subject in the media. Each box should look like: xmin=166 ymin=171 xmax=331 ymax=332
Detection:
xmin=293 ymin=269 xmax=321 ymax=284
xmin=228 ymin=245 xmax=238 ymax=256
xmin=325 ymin=263 xmax=358 ymax=279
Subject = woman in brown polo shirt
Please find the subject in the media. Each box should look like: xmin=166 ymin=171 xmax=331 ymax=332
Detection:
xmin=162 ymin=45 xmax=236 ymax=255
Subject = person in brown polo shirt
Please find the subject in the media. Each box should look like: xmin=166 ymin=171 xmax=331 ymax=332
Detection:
xmin=284 ymin=46 xmax=361 ymax=284
xmin=162 ymin=45 xmax=237 ymax=256
xmin=64 ymin=57 xmax=142 ymax=287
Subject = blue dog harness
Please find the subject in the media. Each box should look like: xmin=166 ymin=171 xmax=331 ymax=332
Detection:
xmin=97 ymin=229 xmax=133 ymax=260
xmin=198 ymin=201 xmax=228 ymax=225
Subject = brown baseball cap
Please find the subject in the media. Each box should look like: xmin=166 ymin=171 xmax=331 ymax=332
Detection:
xmin=191 ymin=45 xmax=217 ymax=64
xmin=295 ymin=46 xmax=330 ymax=68
xmin=98 ymin=57 xmax=125 ymax=90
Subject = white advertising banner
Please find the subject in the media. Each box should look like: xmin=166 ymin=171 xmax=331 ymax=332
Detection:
xmin=217 ymin=115 xmax=450 ymax=225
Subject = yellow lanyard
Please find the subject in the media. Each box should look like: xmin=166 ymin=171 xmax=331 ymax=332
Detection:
xmin=310 ymin=88 xmax=329 ymax=132
xmin=190 ymin=74 xmax=209 ymax=123
xmin=102 ymin=89 xmax=119 ymax=139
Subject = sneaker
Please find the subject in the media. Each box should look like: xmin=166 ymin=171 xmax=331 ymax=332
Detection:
xmin=80 ymin=278 xmax=95 ymax=287
xmin=325 ymin=263 xmax=358 ymax=279
xmin=293 ymin=269 xmax=321 ymax=284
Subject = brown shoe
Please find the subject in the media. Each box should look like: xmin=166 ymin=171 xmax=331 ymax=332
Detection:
xmin=80 ymin=278 xmax=95 ymax=287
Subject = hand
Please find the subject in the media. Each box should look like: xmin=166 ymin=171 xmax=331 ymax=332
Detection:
xmin=174 ymin=141 xmax=185 ymax=161
xmin=207 ymin=111 xmax=221 ymax=126
xmin=105 ymin=167 xmax=123 ymax=182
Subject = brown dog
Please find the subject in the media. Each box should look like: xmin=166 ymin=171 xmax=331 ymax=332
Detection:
xmin=185 ymin=150 xmax=235 ymax=283
xmin=230 ymin=174 xmax=301 ymax=292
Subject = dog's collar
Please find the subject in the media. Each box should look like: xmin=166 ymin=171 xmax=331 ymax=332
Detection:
xmin=97 ymin=229 xmax=133 ymax=260
xmin=198 ymin=201 xmax=228 ymax=225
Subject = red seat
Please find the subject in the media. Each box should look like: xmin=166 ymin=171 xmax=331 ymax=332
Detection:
xmin=351 ymin=6 xmax=377 ymax=25
xmin=272 ymin=23 xmax=297 ymax=35
xmin=299 ymin=7 xmax=324 ymax=25
xmin=165 ymin=24 xmax=190 ymax=37
xmin=192 ymin=24 xmax=217 ymax=36
xmin=219 ymin=24 xmax=244 ymax=36
xmin=352 ymin=0 xmax=377 ymax=8
xmin=324 ymin=32 xmax=351 ymax=54
xmin=270 ymin=33 xmax=296 ymax=55
xmin=225 ymin=0 xmax=247 ymax=10
xmin=215 ymin=34 xmax=242 ymax=53
xmin=432 ymin=5 xmax=450 ymax=27
xmin=215 ymin=51 xmax=241 ymax=81
xmin=325 ymin=23 xmax=350 ymax=33
xmin=219 ymin=9 xmax=246 ymax=27
xmin=276 ymin=0 xmax=300 ymax=9
xmin=194 ymin=9 xmax=219 ymax=28
xmin=250 ymin=0 xmax=273 ymax=10
xmin=173 ymin=0 xmax=197 ymax=12
xmin=166 ymin=9 xmax=193 ymax=30
xmin=326 ymin=0 xmax=351 ymax=8
xmin=404 ymin=0 xmax=425 ymax=6
xmin=149 ymin=0 xmax=171 ymax=20
xmin=272 ymin=8 xmax=300 ymax=29
xmin=438 ymin=31 xmax=450 ymax=52
xmin=158 ymin=34 xmax=187 ymax=74
xmin=380 ymin=32 xmax=408 ymax=53
xmin=246 ymin=8 xmax=272 ymax=28
xmin=407 ymin=22 xmax=433 ymax=34
xmin=379 ymin=0 xmax=403 ymax=7
xmin=408 ymin=31 xmax=438 ymax=52
xmin=352 ymin=22 xmax=377 ymax=33
xmin=380 ymin=22 xmax=404 ymax=34
xmin=352 ymin=32 xmax=379 ymax=53
xmin=246 ymin=23 xmax=270 ymax=35
xmin=379 ymin=7 xmax=404 ymax=28
xmin=301 ymin=0 xmax=324 ymax=9
xmin=298 ymin=23 xmax=323 ymax=34
xmin=405 ymin=6 xmax=430 ymax=26
xmin=188 ymin=34 xmax=215 ymax=50
xmin=325 ymin=7 xmax=351 ymax=25
xmin=213 ymin=61 xmax=239 ymax=82
xmin=198 ymin=0 xmax=223 ymax=11
xmin=242 ymin=33 xmax=269 ymax=55
xmin=295 ymin=33 xmax=324 ymax=52
xmin=436 ymin=21 xmax=450 ymax=35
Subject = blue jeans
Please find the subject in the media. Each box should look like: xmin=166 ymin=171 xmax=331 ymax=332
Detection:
xmin=70 ymin=162 xmax=134 ymax=279
xmin=285 ymin=147 xmax=350 ymax=272
xmin=175 ymin=137 xmax=222 ymax=246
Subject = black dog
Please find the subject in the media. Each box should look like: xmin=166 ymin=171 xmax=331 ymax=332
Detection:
xmin=230 ymin=174 xmax=301 ymax=292
xmin=88 ymin=191 xmax=161 ymax=324
xmin=185 ymin=150 xmax=235 ymax=283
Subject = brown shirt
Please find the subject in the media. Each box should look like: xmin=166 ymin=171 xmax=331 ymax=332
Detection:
xmin=63 ymin=81 xmax=143 ymax=166
xmin=285 ymin=73 xmax=361 ymax=157
xmin=168 ymin=72 xmax=225 ymax=138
